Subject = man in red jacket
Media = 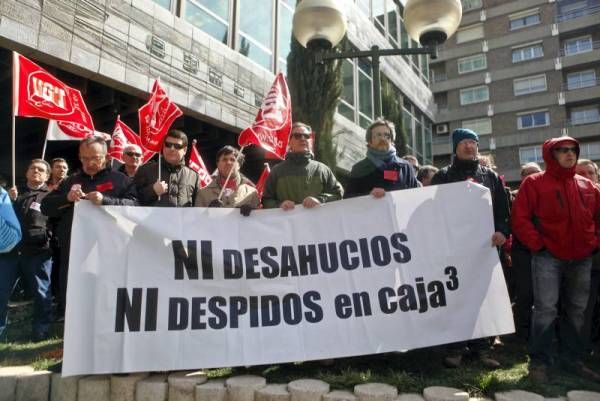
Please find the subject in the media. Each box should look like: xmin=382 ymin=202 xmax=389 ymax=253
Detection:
xmin=512 ymin=136 xmax=600 ymax=383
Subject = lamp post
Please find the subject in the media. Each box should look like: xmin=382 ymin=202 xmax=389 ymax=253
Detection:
xmin=292 ymin=0 xmax=463 ymax=119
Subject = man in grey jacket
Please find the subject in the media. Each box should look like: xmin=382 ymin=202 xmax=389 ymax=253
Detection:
xmin=134 ymin=130 xmax=199 ymax=207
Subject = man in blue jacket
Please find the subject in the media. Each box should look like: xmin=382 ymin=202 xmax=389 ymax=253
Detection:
xmin=0 ymin=186 xmax=21 ymax=254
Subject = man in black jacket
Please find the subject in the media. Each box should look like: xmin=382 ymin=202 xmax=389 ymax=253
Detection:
xmin=134 ymin=130 xmax=199 ymax=207
xmin=346 ymin=119 xmax=419 ymax=198
xmin=42 ymin=137 xmax=137 ymax=318
xmin=0 ymin=159 xmax=53 ymax=340
xmin=431 ymin=128 xmax=510 ymax=369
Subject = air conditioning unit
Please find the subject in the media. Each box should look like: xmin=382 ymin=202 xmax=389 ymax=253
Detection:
xmin=436 ymin=123 xmax=449 ymax=135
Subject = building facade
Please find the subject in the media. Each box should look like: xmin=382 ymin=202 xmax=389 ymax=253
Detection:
xmin=430 ymin=0 xmax=600 ymax=182
xmin=0 ymin=0 xmax=435 ymax=183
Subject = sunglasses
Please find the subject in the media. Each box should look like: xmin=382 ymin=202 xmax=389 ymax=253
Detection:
xmin=291 ymin=133 xmax=311 ymax=140
xmin=164 ymin=142 xmax=186 ymax=150
xmin=554 ymin=147 xmax=577 ymax=154
xmin=125 ymin=151 xmax=142 ymax=158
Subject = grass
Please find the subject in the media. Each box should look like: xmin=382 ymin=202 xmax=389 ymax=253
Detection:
xmin=3 ymin=303 xmax=600 ymax=397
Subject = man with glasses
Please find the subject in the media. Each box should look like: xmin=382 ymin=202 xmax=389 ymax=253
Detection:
xmin=119 ymin=144 xmax=143 ymax=178
xmin=431 ymin=128 xmax=509 ymax=369
xmin=346 ymin=119 xmax=419 ymax=197
xmin=512 ymin=136 xmax=600 ymax=383
xmin=262 ymin=122 xmax=343 ymax=210
xmin=135 ymin=130 xmax=199 ymax=207
xmin=42 ymin=137 xmax=137 ymax=318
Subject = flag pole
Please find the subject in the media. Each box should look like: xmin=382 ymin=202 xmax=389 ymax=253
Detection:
xmin=158 ymin=153 xmax=162 ymax=201
xmin=41 ymin=127 xmax=48 ymax=160
xmin=217 ymin=145 xmax=245 ymax=201
xmin=11 ymin=113 xmax=16 ymax=187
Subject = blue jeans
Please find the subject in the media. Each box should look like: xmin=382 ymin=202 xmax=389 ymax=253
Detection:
xmin=529 ymin=250 xmax=591 ymax=367
xmin=0 ymin=252 xmax=53 ymax=338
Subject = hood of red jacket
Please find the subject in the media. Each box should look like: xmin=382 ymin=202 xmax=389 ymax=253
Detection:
xmin=542 ymin=136 xmax=579 ymax=180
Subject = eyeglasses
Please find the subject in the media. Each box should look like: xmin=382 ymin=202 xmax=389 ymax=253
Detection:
xmin=373 ymin=132 xmax=393 ymax=139
xmin=164 ymin=142 xmax=186 ymax=150
xmin=291 ymin=133 xmax=311 ymax=140
xmin=80 ymin=155 xmax=104 ymax=163
xmin=125 ymin=151 xmax=142 ymax=158
xmin=554 ymin=147 xmax=577 ymax=154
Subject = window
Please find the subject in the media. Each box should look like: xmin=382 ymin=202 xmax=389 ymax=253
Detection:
xmin=277 ymin=0 xmax=293 ymax=72
xmin=462 ymin=117 xmax=492 ymax=135
xmin=512 ymin=43 xmax=543 ymax=63
xmin=564 ymin=36 xmax=593 ymax=56
xmin=517 ymin=110 xmax=550 ymax=129
xmin=338 ymin=60 xmax=356 ymax=121
xmin=456 ymin=24 xmax=484 ymax=44
xmin=571 ymin=106 xmax=600 ymax=125
xmin=460 ymin=86 xmax=489 ymax=105
xmin=580 ymin=142 xmax=600 ymax=160
xmin=152 ymin=0 xmax=172 ymax=11
xmin=513 ymin=74 xmax=547 ymax=96
xmin=372 ymin=0 xmax=386 ymax=36
xmin=557 ymin=0 xmax=588 ymax=22
xmin=509 ymin=9 xmax=541 ymax=30
xmin=458 ymin=54 xmax=487 ymax=74
xmin=519 ymin=146 xmax=543 ymax=164
xmin=461 ymin=0 xmax=482 ymax=12
xmin=567 ymin=70 xmax=597 ymax=90
xmin=184 ymin=0 xmax=230 ymax=44
xmin=238 ymin=0 xmax=274 ymax=70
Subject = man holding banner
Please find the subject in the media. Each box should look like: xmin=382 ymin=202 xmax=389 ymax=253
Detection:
xmin=262 ymin=122 xmax=343 ymax=210
xmin=134 ymin=130 xmax=199 ymax=207
xmin=42 ymin=137 xmax=137 ymax=317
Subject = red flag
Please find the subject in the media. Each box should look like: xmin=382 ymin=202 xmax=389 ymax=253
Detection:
xmin=255 ymin=163 xmax=270 ymax=200
xmin=46 ymin=120 xmax=110 ymax=141
xmin=188 ymin=140 xmax=212 ymax=189
xmin=109 ymin=117 xmax=155 ymax=164
xmin=138 ymin=79 xmax=183 ymax=152
xmin=238 ymin=73 xmax=291 ymax=159
xmin=13 ymin=52 xmax=94 ymax=131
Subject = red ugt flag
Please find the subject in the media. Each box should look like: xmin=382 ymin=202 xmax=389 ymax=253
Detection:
xmin=238 ymin=73 xmax=291 ymax=159
xmin=188 ymin=140 xmax=212 ymax=189
xmin=13 ymin=52 xmax=95 ymax=131
xmin=109 ymin=117 xmax=156 ymax=164
xmin=139 ymin=79 xmax=183 ymax=152
xmin=255 ymin=163 xmax=270 ymax=200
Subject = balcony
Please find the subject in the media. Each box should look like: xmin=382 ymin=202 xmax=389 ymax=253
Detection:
xmin=563 ymin=79 xmax=600 ymax=104
xmin=567 ymin=114 xmax=600 ymax=127
xmin=556 ymin=4 xmax=600 ymax=23
xmin=559 ymin=40 xmax=600 ymax=57
xmin=562 ymin=78 xmax=600 ymax=91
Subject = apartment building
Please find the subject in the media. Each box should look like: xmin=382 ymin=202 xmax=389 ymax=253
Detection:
xmin=430 ymin=0 xmax=600 ymax=182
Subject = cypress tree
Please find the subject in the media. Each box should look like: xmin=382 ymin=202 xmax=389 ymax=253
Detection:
xmin=381 ymin=76 xmax=408 ymax=156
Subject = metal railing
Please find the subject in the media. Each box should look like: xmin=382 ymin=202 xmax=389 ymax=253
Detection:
xmin=556 ymin=4 xmax=600 ymax=23
xmin=559 ymin=40 xmax=600 ymax=57
xmin=567 ymin=114 xmax=600 ymax=126
xmin=431 ymin=73 xmax=448 ymax=83
xmin=562 ymin=78 xmax=600 ymax=91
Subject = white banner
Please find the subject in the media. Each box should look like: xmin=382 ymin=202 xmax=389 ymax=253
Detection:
xmin=63 ymin=181 xmax=514 ymax=376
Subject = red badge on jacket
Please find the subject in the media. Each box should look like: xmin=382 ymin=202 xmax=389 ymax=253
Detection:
xmin=96 ymin=181 xmax=114 ymax=192
xmin=384 ymin=170 xmax=399 ymax=181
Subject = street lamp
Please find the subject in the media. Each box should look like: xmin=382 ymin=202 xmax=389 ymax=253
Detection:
xmin=292 ymin=0 xmax=462 ymax=118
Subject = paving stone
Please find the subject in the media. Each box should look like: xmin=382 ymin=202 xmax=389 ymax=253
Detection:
xmin=51 ymin=374 xmax=80 ymax=401
xmin=0 ymin=367 xmax=34 ymax=401
xmin=111 ymin=373 xmax=149 ymax=401
xmin=195 ymin=379 xmax=227 ymax=401
xmin=288 ymin=379 xmax=330 ymax=401
xmin=256 ymin=384 xmax=290 ymax=401
xmin=397 ymin=395 xmax=425 ymax=401
xmin=136 ymin=374 xmax=168 ymax=401
xmin=16 ymin=370 xmax=51 ymax=401
xmin=567 ymin=391 xmax=600 ymax=401
xmin=168 ymin=371 xmax=208 ymax=401
xmin=226 ymin=375 xmax=267 ymax=401
xmin=324 ymin=390 xmax=358 ymax=401
xmin=355 ymin=383 xmax=398 ymax=401
xmin=423 ymin=387 xmax=469 ymax=401
xmin=495 ymin=390 xmax=543 ymax=401
xmin=78 ymin=375 xmax=111 ymax=401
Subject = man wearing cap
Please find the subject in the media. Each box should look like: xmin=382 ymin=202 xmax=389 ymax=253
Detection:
xmin=346 ymin=119 xmax=419 ymax=198
xmin=431 ymin=128 xmax=510 ymax=369
xmin=512 ymin=136 xmax=600 ymax=383
xmin=119 ymin=144 xmax=143 ymax=178
xmin=262 ymin=122 xmax=343 ymax=210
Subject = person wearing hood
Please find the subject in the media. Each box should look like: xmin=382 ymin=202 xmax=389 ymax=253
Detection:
xmin=1 ymin=159 xmax=53 ymax=340
xmin=42 ymin=137 xmax=137 ymax=318
xmin=346 ymin=119 xmax=419 ymax=198
xmin=262 ymin=122 xmax=343 ymax=210
xmin=195 ymin=145 xmax=259 ymax=215
xmin=431 ymin=128 xmax=510 ymax=369
xmin=512 ymin=136 xmax=600 ymax=383
xmin=134 ymin=130 xmax=199 ymax=207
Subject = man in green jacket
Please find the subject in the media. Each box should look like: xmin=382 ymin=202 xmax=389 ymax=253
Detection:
xmin=262 ymin=122 xmax=343 ymax=210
